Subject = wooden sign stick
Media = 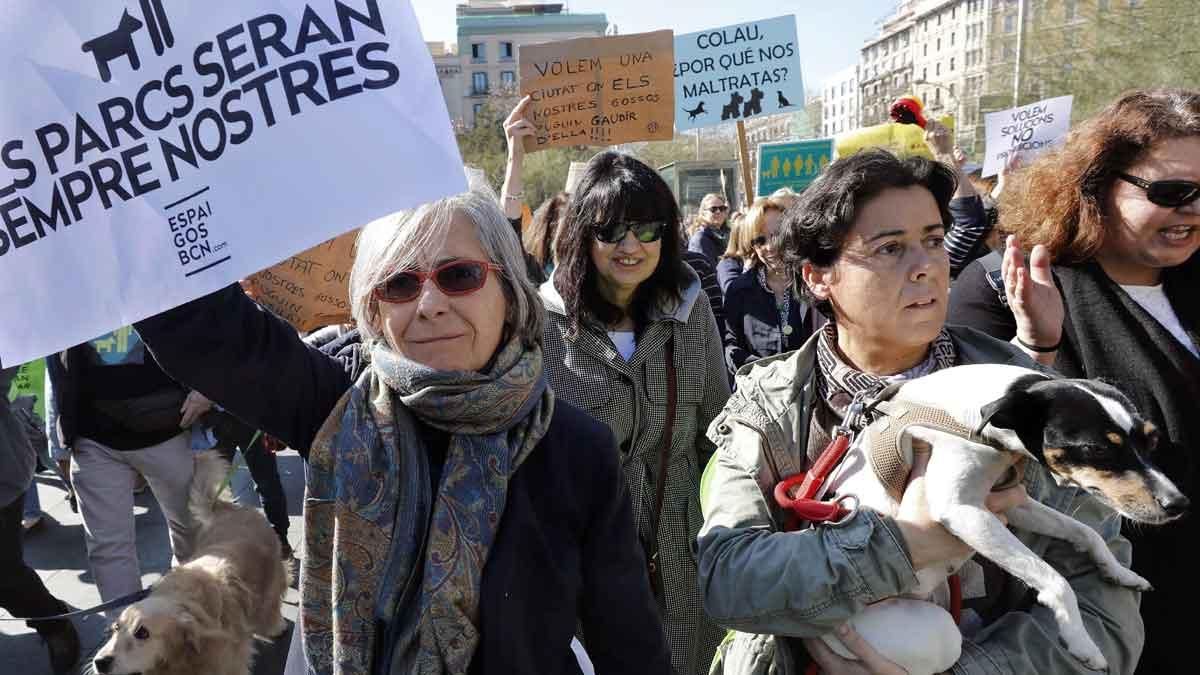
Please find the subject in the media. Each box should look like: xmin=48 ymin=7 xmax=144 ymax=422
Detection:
xmin=736 ymin=120 xmax=754 ymax=207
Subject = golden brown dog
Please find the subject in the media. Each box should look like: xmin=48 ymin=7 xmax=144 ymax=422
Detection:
xmin=93 ymin=451 xmax=290 ymax=675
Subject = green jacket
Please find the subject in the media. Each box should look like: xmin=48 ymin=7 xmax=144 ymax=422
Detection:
xmin=696 ymin=325 xmax=1144 ymax=674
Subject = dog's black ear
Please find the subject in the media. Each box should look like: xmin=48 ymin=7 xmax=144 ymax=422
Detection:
xmin=977 ymin=374 xmax=1051 ymax=452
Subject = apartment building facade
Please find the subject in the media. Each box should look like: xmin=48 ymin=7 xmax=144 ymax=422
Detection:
xmin=822 ymin=64 xmax=861 ymax=137
xmin=434 ymin=2 xmax=608 ymax=127
xmin=860 ymin=0 xmax=992 ymax=154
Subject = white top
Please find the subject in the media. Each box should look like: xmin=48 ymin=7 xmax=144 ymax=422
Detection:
xmin=608 ymin=330 xmax=637 ymax=361
xmin=1120 ymin=284 xmax=1200 ymax=358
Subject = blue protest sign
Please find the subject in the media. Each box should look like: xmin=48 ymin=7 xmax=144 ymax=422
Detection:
xmin=674 ymin=15 xmax=804 ymax=132
xmin=757 ymin=138 xmax=833 ymax=196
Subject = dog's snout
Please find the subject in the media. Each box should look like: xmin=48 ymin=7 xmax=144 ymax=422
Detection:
xmin=1158 ymin=493 xmax=1190 ymax=517
xmin=94 ymin=655 xmax=114 ymax=673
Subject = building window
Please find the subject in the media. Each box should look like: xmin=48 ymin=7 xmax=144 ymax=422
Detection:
xmin=500 ymin=41 xmax=514 ymax=60
xmin=472 ymin=71 xmax=488 ymax=95
xmin=471 ymin=43 xmax=486 ymax=63
xmin=1004 ymin=43 xmax=1016 ymax=61
xmin=500 ymin=71 xmax=515 ymax=87
xmin=936 ymin=63 xmax=941 ymax=76
xmin=950 ymin=32 xmax=955 ymax=46
xmin=937 ymin=13 xmax=942 ymax=26
xmin=922 ymin=67 xmax=927 ymax=80
xmin=949 ymin=83 xmax=955 ymax=97
xmin=473 ymin=103 xmax=484 ymax=122
xmin=950 ymin=57 xmax=955 ymax=71
xmin=937 ymin=38 xmax=941 ymax=51
xmin=1003 ymin=14 xmax=1016 ymax=33
xmin=923 ymin=44 xmax=928 ymax=56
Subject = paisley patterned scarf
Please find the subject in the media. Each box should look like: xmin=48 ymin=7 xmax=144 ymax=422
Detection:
xmin=815 ymin=322 xmax=957 ymax=417
xmin=301 ymin=336 xmax=554 ymax=675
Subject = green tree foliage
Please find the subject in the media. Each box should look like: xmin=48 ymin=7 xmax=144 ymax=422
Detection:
xmin=987 ymin=0 xmax=1200 ymax=122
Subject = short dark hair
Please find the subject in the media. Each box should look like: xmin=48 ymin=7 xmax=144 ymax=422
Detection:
xmin=554 ymin=151 xmax=690 ymax=331
xmin=776 ymin=149 xmax=957 ymax=312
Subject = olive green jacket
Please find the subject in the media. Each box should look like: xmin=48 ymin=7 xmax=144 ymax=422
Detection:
xmin=697 ymin=325 xmax=1144 ymax=675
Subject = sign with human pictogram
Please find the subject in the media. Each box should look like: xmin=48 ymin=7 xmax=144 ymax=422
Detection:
xmin=756 ymin=138 xmax=833 ymax=196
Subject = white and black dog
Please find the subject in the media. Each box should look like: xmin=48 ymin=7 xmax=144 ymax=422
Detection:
xmin=819 ymin=364 xmax=1187 ymax=674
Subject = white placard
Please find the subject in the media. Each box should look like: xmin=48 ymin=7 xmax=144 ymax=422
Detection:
xmin=0 ymin=0 xmax=466 ymax=367
xmin=982 ymin=95 xmax=1073 ymax=177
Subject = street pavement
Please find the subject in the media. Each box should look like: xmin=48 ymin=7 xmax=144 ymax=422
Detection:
xmin=0 ymin=450 xmax=307 ymax=675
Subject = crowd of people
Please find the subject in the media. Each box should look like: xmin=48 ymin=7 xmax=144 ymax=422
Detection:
xmin=2 ymin=87 xmax=1196 ymax=675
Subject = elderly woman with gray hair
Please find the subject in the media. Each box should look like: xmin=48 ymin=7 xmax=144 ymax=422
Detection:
xmin=134 ymin=188 xmax=671 ymax=675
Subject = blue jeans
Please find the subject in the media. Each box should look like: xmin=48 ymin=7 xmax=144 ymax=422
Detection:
xmin=22 ymin=483 xmax=41 ymax=519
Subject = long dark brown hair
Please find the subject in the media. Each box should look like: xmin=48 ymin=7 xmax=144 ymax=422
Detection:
xmin=553 ymin=151 xmax=689 ymax=331
xmin=523 ymin=192 xmax=569 ymax=269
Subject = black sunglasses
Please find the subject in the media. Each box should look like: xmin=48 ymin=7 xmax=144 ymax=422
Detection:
xmin=708 ymin=205 xmax=729 ymax=213
xmin=594 ymin=221 xmax=667 ymax=245
xmin=373 ymin=259 xmax=502 ymax=303
xmin=1118 ymin=173 xmax=1200 ymax=208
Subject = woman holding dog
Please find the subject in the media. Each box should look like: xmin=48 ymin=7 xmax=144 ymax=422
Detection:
xmin=542 ymin=151 xmax=731 ymax=674
xmin=949 ymin=88 xmax=1200 ymax=674
xmin=697 ymin=149 xmax=1144 ymax=674
xmin=134 ymin=188 xmax=671 ymax=674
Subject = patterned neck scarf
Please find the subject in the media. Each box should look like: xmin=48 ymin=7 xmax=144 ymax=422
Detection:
xmin=302 ymin=335 xmax=554 ymax=675
xmin=815 ymin=321 xmax=957 ymax=417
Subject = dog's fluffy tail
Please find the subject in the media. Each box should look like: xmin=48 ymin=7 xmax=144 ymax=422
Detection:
xmin=189 ymin=450 xmax=234 ymax=527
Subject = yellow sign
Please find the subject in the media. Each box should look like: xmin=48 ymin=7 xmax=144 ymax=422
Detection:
xmin=835 ymin=116 xmax=955 ymax=159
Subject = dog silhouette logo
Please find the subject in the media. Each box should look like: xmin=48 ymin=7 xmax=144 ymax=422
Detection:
xmin=683 ymin=101 xmax=707 ymax=122
xmin=721 ymin=92 xmax=745 ymax=121
xmin=81 ymin=0 xmax=174 ymax=83
xmin=743 ymin=88 xmax=764 ymax=118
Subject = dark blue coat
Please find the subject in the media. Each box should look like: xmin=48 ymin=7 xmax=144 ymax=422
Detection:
xmin=722 ymin=269 xmax=823 ymax=376
xmin=134 ymin=284 xmax=671 ymax=675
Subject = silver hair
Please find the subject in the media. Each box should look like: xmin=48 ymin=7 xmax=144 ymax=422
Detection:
xmin=348 ymin=186 xmax=544 ymax=350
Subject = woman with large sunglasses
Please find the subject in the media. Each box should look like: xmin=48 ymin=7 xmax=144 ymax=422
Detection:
xmin=133 ymin=188 xmax=672 ymax=675
xmin=721 ymin=196 xmax=823 ymax=377
xmin=948 ymin=88 xmax=1199 ymax=674
xmin=542 ymin=151 xmax=731 ymax=675
xmin=688 ymin=193 xmax=732 ymax=268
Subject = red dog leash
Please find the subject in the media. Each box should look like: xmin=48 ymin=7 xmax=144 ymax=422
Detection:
xmin=772 ymin=396 xmax=963 ymax=674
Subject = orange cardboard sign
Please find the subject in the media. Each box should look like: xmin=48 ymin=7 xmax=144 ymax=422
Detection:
xmin=245 ymin=228 xmax=358 ymax=332
xmin=519 ymin=30 xmax=675 ymax=152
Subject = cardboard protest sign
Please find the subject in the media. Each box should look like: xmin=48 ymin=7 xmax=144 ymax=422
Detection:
xmin=246 ymin=228 xmax=358 ymax=331
xmin=0 ymin=0 xmax=466 ymax=367
xmin=674 ymin=16 xmax=804 ymax=132
xmin=835 ymin=116 xmax=955 ymax=160
xmin=757 ymin=139 xmax=833 ymax=196
xmin=982 ymin=95 xmax=1072 ymax=177
xmin=519 ymin=31 xmax=675 ymax=152
xmin=7 ymin=358 xmax=46 ymax=419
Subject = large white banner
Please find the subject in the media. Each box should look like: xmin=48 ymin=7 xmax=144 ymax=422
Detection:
xmin=982 ymin=95 xmax=1073 ymax=177
xmin=0 ymin=0 xmax=466 ymax=366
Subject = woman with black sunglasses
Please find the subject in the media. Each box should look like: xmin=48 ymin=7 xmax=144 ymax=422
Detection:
xmin=948 ymin=89 xmax=1200 ymax=674
xmin=687 ymin=193 xmax=732 ymax=268
xmin=542 ymin=151 xmax=731 ymax=675
xmin=133 ymin=187 xmax=672 ymax=675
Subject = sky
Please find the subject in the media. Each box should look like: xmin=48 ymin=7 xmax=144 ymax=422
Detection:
xmin=408 ymin=0 xmax=897 ymax=91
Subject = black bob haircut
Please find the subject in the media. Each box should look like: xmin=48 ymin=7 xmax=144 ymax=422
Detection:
xmin=553 ymin=151 xmax=690 ymax=331
xmin=775 ymin=148 xmax=957 ymax=313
